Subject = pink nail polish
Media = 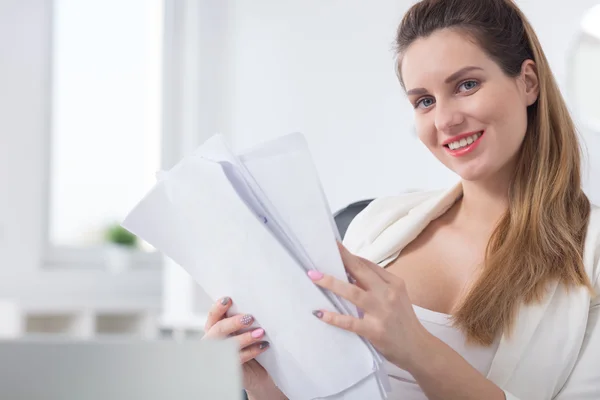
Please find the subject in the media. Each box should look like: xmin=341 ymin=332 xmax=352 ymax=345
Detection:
xmin=251 ymin=328 xmax=265 ymax=338
xmin=307 ymin=270 xmax=324 ymax=280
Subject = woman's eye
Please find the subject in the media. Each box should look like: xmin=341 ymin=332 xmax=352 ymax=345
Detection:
xmin=416 ymin=97 xmax=435 ymax=109
xmin=458 ymin=80 xmax=479 ymax=92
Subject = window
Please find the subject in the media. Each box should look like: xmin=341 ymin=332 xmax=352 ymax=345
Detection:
xmin=48 ymin=0 xmax=163 ymax=258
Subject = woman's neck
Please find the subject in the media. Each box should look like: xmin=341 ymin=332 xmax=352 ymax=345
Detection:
xmin=454 ymin=176 xmax=511 ymax=232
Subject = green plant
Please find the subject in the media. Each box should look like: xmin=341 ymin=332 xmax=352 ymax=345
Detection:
xmin=105 ymin=224 xmax=138 ymax=247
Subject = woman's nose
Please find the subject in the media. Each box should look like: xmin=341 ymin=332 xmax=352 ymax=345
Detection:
xmin=434 ymin=100 xmax=464 ymax=133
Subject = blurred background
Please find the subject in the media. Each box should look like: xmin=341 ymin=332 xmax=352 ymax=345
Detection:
xmin=0 ymin=0 xmax=599 ymax=340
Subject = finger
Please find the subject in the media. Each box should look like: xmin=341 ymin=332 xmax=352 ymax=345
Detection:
xmin=308 ymin=271 xmax=372 ymax=310
xmin=337 ymin=242 xmax=391 ymax=285
xmin=204 ymin=297 xmax=232 ymax=331
xmin=240 ymin=341 xmax=270 ymax=364
xmin=312 ymin=309 xmax=368 ymax=337
xmin=235 ymin=327 xmax=266 ymax=350
xmin=344 ymin=255 xmax=387 ymax=291
xmin=203 ymin=313 xmax=255 ymax=339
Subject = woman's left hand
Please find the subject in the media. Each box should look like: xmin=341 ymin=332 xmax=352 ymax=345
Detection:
xmin=308 ymin=242 xmax=432 ymax=370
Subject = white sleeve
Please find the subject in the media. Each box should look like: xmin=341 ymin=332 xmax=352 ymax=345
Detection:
xmin=500 ymin=301 xmax=600 ymax=400
xmin=551 ymin=300 xmax=600 ymax=399
xmin=503 ymin=238 xmax=600 ymax=400
xmin=552 ymin=248 xmax=600 ymax=400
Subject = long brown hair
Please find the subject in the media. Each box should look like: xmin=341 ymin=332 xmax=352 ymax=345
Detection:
xmin=396 ymin=0 xmax=592 ymax=345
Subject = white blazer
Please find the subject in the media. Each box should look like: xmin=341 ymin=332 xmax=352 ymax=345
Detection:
xmin=342 ymin=182 xmax=600 ymax=400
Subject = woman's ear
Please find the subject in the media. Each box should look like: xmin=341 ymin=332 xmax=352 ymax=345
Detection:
xmin=521 ymin=59 xmax=539 ymax=106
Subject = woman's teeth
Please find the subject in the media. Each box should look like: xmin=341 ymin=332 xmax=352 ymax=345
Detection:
xmin=447 ymin=132 xmax=483 ymax=150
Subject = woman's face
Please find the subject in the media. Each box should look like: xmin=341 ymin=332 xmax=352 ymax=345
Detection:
xmin=400 ymin=29 xmax=539 ymax=182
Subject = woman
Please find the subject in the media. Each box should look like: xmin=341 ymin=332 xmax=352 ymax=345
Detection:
xmin=202 ymin=0 xmax=600 ymax=399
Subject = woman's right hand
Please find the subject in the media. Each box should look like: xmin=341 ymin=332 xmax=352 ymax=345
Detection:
xmin=201 ymin=297 xmax=285 ymax=398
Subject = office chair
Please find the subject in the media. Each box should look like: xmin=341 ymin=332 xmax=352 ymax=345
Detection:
xmin=333 ymin=199 xmax=374 ymax=240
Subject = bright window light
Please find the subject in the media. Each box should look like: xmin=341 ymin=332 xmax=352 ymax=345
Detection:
xmin=49 ymin=0 xmax=163 ymax=247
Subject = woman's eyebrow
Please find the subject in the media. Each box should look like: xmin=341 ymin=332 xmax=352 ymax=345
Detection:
xmin=406 ymin=66 xmax=483 ymax=96
xmin=444 ymin=66 xmax=483 ymax=83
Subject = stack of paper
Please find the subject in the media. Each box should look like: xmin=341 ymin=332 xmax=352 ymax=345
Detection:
xmin=122 ymin=133 xmax=390 ymax=399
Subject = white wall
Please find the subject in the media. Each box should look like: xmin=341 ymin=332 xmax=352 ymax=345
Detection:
xmin=226 ymin=0 xmax=600 ymax=211
xmin=226 ymin=0 xmax=447 ymax=212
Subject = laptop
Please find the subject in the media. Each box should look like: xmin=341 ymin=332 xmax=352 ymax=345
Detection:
xmin=0 ymin=338 xmax=243 ymax=400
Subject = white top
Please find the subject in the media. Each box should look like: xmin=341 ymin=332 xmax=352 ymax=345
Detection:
xmin=384 ymin=304 xmax=499 ymax=399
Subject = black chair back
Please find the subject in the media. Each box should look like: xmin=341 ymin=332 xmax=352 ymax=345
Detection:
xmin=333 ymin=199 xmax=374 ymax=240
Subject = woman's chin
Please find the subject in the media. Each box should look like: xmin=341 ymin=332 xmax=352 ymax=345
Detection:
xmin=438 ymin=154 xmax=501 ymax=183
xmin=452 ymin=164 xmax=491 ymax=182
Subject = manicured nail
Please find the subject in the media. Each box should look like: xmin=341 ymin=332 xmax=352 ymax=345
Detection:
xmin=313 ymin=310 xmax=324 ymax=319
xmin=220 ymin=297 xmax=230 ymax=306
xmin=240 ymin=314 xmax=253 ymax=325
xmin=258 ymin=341 xmax=269 ymax=350
xmin=251 ymin=328 xmax=265 ymax=339
xmin=307 ymin=270 xmax=324 ymax=281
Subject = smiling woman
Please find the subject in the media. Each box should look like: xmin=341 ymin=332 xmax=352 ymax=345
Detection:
xmin=399 ymin=32 xmax=540 ymax=184
xmin=325 ymin=0 xmax=599 ymax=399
xmin=203 ymin=1 xmax=600 ymax=399
xmin=331 ymin=1 xmax=598 ymax=399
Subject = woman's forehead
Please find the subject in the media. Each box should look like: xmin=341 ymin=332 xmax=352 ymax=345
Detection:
xmin=400 ymin=30 xmax=493 ymax=88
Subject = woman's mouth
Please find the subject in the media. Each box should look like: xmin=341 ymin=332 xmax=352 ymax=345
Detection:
xmin=443 ymin=131 xmax=484 ymax=156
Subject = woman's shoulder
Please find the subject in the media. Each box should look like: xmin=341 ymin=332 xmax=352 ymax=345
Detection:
xmin=342 ymin=193 xmax=600 ymax=285
xmin=342 ymin=189 xmax=444 ymax=252
xmin=353 ymin=189 xmax=442 ymax=219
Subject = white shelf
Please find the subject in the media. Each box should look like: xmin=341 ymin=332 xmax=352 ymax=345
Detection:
xmin=0 ymin=302 xmax=161 ymax=340
xmin=26 ymin=314 xmax=80 ymax=335
xmin=96 ymin=312 xmax=157 ymax=339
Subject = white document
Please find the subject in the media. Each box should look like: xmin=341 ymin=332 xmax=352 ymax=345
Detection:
xmin=236 ymin=134 xmax=391 ymax=395
xmin=122 ymin=133 xmax=390 ymax=399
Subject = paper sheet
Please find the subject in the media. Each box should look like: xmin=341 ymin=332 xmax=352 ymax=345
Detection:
xmin=122 ymin=133 xmax=390 ymax=399
xmin=235 ymin=134 xmax=389 ymax=377
xmin=199 ymin=134 xmax=351 ymax=318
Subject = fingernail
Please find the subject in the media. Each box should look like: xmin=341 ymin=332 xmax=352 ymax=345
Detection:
xmin=312 ymin=310 xmax=323 ymax=319
xmin=251 ymin=328 xmax=265 ymax=339
xmin=220 ymin=297 xmax=230 ymax=306
xmin=240 ymin=314 xmax=254 ymax=325
xmin=307 ymin=270 xmax=324 ymax=281
xmin=258 ymin=341 xmax=269 ymax=350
